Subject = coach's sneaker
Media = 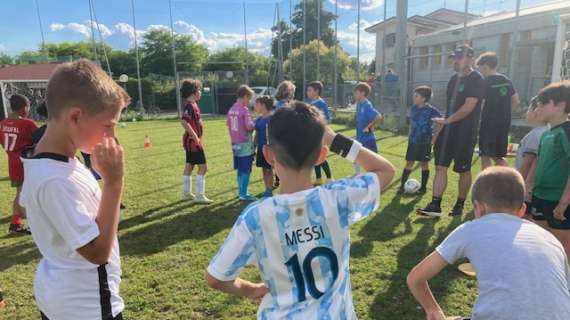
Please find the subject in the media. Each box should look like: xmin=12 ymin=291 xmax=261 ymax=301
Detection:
xmin=416 ymin=203 xmax=442 ymax=218
xmin=195 ymin=194 xmax=213 ymax=204
xmin=449 ymin=204 xmax=464 ymax=217
xmin=8 ymin=223 xmax=31 ymax=235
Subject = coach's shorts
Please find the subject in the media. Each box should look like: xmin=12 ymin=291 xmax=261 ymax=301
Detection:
xmin=362 ymin=139 xmax=378 ymax=153
xmin=531 ymin=196 xmax=570 ymax=230
xmin=185 ymin=149 xmax=206 ymax=165
xmin=405 ymin=143 xmax=432 ymax=162
xmin=479 ymin=128 xmax=508 ymax=158
xmin=434 ymin=129 xmax=476 ymax=173
xmin=234 ymin=155 xmax=254 ymax=173
xmin=255 ymin=147 xmax=271 ymax=169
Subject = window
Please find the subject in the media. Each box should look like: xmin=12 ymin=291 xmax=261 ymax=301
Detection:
xmin=500 ymin=33 xmax=510 ymax=67
xmin=384 ymin=33 xmax=396 ymax=48
xmin=419 ymin=47 xmax=429 ymax=69
xmin=432 ymin=46 xmax=442 ymax=66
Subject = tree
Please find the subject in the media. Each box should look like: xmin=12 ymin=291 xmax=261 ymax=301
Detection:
xmin=0 ymin=53 xmax=12 ymax=66
xmin=271 ymin=0 xmax=336 ymax=60
xmin=205 ymin=47 xmax=271 ymax=86
xmin=284 ymin=40 xmax=353 ymax=90
xmin=108 ymin=49 xmax=137 ymax=77
xmin=368 ymin=59 xmax=376 ymax=75
xmin=140 ymin=28 xmax=208 ymax=76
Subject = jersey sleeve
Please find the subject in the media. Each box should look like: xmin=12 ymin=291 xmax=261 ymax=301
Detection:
xmin=365 ymin=103 xmax=380 ymax=123
xmin=523 ymin=130 xmax=542 ymax=156
xmin=182 ymin=107 xmax=192 ymax=122
xmin=431 ymin=106 xmax=442 ymax=119
xmin=326 ymin=173 xmax=381 ymax=226
xmin=38 ymin=179 xmax=101 ymax=251
xmin=207 ymin=213 xmax=256 ymax=281
xmin=435 ymin=222 xmax=470 ymax=264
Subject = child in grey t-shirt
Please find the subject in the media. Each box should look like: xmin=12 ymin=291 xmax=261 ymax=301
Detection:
xmin=407 ymin=167 xmax=570 ymax=320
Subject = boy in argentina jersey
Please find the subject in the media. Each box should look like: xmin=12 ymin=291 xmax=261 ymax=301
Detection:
xmin=207 ymin=102 xmax=395 ymax=319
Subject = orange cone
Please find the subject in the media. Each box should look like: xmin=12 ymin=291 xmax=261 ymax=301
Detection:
xmin=144 ymin=135 xmax=152 ymax=148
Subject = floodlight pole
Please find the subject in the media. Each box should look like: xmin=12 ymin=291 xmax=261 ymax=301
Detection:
xmin=303 ymin=0 xmax=307 ymax=100
xmin=356 ymin=0 xmax=361 ymax=81
xmin=277 ymin=3 xmax=284 ymax=83
xmin=34 ymin=0 xmax=48 ymax=62
xmin=317 ymin=0 xmax=321 ymax=81
xmin=508 ymin=0 xmax=522 ymax=79
xmin=243 ymin=1 xmax=249 ymax=85
xmin=130 ymin=0 xmax=144 ymax=111
xmin=333 ymin=0 xmax=338 ymax=108
xmin=169 ymin=0 xmax=181 ymax=118
xmin=381 ymin=0 xmax=387 ymax=76
xmin=463 ymin=0 xmax=469 ymax=42
xmin=395 ymin=0 xmax=408 ymax=132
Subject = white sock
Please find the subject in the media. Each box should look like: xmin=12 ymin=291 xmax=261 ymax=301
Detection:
xmin=196 ymin=174 xmax=205 ymax=196
xmin=183 ymin=175 xmax=191 ymax=194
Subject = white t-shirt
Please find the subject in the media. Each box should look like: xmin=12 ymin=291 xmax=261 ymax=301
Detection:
xmin=437 ymin=213 xmax=570 ymax=320
xmin=515 ymin=126 xmax=547 ymax=170
xmin=20 ymin=152 xmax=123 ymax=320
xmin=208 ymin=173 xmax=380 ymax=319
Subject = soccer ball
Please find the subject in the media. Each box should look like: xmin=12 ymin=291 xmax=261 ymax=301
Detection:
xmin=404 ymin=179 xmax=421 ymax=194
xmin=119 ymin=122 xmax=127 ymax=128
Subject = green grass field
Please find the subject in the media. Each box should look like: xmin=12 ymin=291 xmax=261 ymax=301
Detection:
xmin=0 ymin=118 xmax=482 ymax=319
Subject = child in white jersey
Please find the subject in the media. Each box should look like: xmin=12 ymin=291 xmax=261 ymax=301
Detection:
xmin=206 ymin=101 xmax=395 ymax=319
xmin=21 ymin=59 xmax=129 ymax=320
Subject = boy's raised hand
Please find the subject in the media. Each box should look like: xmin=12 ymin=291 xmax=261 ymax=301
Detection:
xmin=92 ymin=137 xmax=124 ymax=184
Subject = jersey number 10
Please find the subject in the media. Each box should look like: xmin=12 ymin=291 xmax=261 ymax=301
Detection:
xmin=3 ymin=133 xmax=17 ymax=151
xmin=285 ymin=247 xmax=339 ymax=302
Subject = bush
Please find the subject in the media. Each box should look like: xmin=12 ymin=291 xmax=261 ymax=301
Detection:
xmin=121 ymin=109 xmax=145 ymax=122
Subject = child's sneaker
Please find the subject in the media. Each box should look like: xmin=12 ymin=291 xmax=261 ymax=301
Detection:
xmin=449 ymin=204 xmax=464 ymax=217
xmin=313 ymin=178 xmax=323 ymax=186
xmin=195 ymin=195 xmax=213 ymax=204
xmin=182 ymin=192 xmax=196 ymax=200
xmin=239 ymin=194 xmax=257 ymax=202
xmin=8 ymin=223 xmax=31 ymax=235
xmin=416 ymin=203 xmax=442 ymax=218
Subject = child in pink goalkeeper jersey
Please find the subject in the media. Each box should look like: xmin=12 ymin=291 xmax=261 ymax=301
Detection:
xmin=227 ymin=85 xmax=256 ymax=201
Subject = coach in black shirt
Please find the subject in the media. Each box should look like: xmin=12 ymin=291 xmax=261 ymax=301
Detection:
xmin=418 ymin=44 xmax=484 ymax=217
xmin=476 ymin=51 xmax=519 ymax=170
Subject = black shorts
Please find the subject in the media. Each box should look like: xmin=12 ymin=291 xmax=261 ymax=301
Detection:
xmin=434 ymin=128 xmax=476 ymax=173
xmin=185 ymin=149 xmax=206 ymax=165
xmin=531 ymin=196 xmax=570 ymax=229
xmin=256 ymin=147 xmax=271 ymax=169
xmin=405 ymin=143 xmax=432 ymax=162
xmin=479 ymin=128 xmax=508 ymax=158
xmin=42 ymin=312 xmax=123 ymax=320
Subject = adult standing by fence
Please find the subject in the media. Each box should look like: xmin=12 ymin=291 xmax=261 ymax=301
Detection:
xmin=418 ymin=45 xmax=485 ymax=217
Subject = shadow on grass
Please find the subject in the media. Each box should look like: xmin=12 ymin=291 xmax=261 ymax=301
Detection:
xmin=0 ymin=240 xmax=38 ymax=272
xmin=119 ymin=197 xmax=249 ymax=256
xmin=368 ymin=213 xmax=472 ymax=319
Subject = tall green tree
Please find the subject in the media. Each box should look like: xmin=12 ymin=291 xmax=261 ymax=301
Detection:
xmin=271 ymin=0 xmax=336 ymax=60
xmin=284 ymin=40 xmax=353 ymax=88
xmin=0 ymin=53 xmax=12 ymax=66
xmin=140 ymin=28 xmax=208 ymax=76
xmin=205 ymin=47 xmax=271 ymax=86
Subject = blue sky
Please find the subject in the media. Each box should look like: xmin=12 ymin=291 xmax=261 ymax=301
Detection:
xmin=0 ymin=0 xmax=552 ymax=62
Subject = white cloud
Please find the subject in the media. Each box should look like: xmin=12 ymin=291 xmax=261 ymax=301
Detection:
xmin=49 ymin=21 xmax=113 ymax=38
xmin=147 ymin=24 xmax=170 ymax=32
xmin=114 ymin=22 xmax=145 ymax=43
xmin=174 ymin=20 xmax=273 ymax=53
xmin=49 ymin=23 xmax=65 ymax=32
xmin=329 ymin=0 xmax=385 ymax=11
xmin=337 ymin=19 xmax=377 ymax=62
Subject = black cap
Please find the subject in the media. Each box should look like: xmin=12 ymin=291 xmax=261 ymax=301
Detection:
xmin=449 ymin=44 xmax=474 ymax=58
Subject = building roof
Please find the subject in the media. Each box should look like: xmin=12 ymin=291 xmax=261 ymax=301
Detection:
xmin=0 ymin=63 xmax=61 ymax=82
xmin=416 ymin=1 xmax=570 ymax=37
xmin=365 ymin=8 xmax=479 ymax=33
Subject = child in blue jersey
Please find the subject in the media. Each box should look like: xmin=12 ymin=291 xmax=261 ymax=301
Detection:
xmin=254 ymin=95 xmax=274 ymax=198
xmin=274 ymin=80 xmax=296 ymax=109
xmin=206 ymin=101 xmax=395 ymax=319
xmin=354 ymin=82 xmax=382 ymax=153
xmin=307 ymin=81 xmax=333 ymax=185
xmin=398 ymin=86 xmax=442 ymax=195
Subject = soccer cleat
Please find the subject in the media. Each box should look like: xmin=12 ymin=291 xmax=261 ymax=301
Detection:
xmin=415 ymin=188 xmax=427 ymax=196
xmin=449 ymin=204 xmax=464 ymax=217
xmin=239 ymin=194 xmax=257 ymax=202
xmin=262 ymin=190 xmax=273 ymax=198
xmin=182 ymin=192 xmax=196 ymax=200
xmin=8 ymin=224 xmax=31 ymax=235
xmin=416 ymin=203 xmax=442 ymax=218
xmin=194 ymin=195 xmax=213 ymax=204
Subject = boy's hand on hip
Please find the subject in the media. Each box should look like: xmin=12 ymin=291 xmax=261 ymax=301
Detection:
xmin=553 ymin=202 xmax=568 ymax=221
xmin=92 ymin=137 xmax=124 ymax=184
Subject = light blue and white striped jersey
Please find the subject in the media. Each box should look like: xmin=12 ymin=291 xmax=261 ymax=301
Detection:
xmin=208 ymin=173 xmax=380 ymax=319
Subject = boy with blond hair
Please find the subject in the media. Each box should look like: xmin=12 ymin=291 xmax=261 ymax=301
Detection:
xmin=21 ymin=59 xmax=130 ymax=319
